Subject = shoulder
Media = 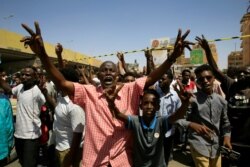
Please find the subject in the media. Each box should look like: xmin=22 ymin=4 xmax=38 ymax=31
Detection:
xmin=212 ymin=93 xmax=227 ymax=105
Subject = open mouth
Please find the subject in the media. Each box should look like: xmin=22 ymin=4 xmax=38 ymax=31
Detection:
xmin=103 ymin=76 xmax=113 ymax=85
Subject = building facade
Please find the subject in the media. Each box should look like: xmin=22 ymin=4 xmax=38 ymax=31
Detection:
xmin=228 ymin=51 xmax=243 ymax=68
xmin=240 ymin=12 xmax=250 ymax=67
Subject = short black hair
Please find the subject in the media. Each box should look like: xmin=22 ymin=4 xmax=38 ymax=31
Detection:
xmin=142 ymin=89 xmax=160 ymax=104
xmin=194 ymin=64 xmax=213 ymax=76
xmin=165 ymin=69 xmax=173 ymax=80
xmin=181 ymin=69 xmax=191 ymax=76
xmin=60 ymin=67 xmax=80 ymax=82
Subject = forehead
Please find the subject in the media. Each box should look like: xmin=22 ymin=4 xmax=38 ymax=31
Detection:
xmin=142 ymin=93 xmax=157 ymax=101
xmin=22 ymin=68 xmax=34 ymax=74
xmin=100 ymin=62 xmax=117 ymax=70
xmin=198 ymin=70 xmax=213 ymax=77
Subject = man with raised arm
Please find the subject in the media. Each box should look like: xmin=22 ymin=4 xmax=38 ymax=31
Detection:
xmin=20 ymin=21 xmax=193 ymax=167
xmin=196 ymin=35 xmax=250 ymax=166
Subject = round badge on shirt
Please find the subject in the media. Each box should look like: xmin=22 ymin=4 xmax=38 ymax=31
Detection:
xmin=154 ymin=133 xmax=160 ymax=138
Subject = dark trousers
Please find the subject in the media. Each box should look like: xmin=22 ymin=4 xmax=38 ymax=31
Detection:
xmin=164 ymin=136 xmax=174 ymax=166
xmin=15 ymin=137 xmax=40 ymax=167
xmin=0 ymin=158 xmax=7 ymax=167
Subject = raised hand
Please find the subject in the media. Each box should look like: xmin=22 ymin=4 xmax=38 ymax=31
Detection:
xmin=116 ymin=52 xmax=124 ymax=62
xmin=104 ymin=82 xmax=124 ymax=118
xmin=55 ymin=43 xmax=63 ymax=56
xmin=173 ymin=79 xmax=192 ymax=102
xmin=195 ymin=35 xmax=210 ymax=52
xmin=144 ymin=47 xmax=153 ymax=60
xmin=104 ymin=83 xmax=124 ymax=105
xmin=169 ymin=29 xmax=194 ymax=62
xmin=20 ymin=22 xmax=47 ymax=56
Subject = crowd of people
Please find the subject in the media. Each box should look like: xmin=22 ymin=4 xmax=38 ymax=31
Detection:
xmin=0 ymin=21 xmax=250 ymax=167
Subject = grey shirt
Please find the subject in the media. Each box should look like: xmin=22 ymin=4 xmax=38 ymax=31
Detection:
xmin=127 ymin=115 xmax=168 ymax=167
xmin=178 ymin=91 xmax=231 ymax=158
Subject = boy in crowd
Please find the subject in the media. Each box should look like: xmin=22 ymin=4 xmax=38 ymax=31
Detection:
xmin=105 ymin=85 xmax=190 ymax=167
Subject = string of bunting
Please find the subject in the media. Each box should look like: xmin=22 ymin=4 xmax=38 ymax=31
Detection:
xmin=82 ymin=34 xmax=250 ymax=60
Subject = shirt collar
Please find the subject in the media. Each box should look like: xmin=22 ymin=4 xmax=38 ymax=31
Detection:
xmin=141 ymin=115 xmax=157 ymax=130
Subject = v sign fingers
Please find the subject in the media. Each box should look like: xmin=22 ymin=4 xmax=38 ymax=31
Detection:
xmin=20 ymin=22 xmax=47 ymax=56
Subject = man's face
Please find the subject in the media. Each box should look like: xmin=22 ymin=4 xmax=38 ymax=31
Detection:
xmin=21 ymin=68 xmax=36 ymax=86
xmin=0 ymin=71 xmax=7 ymax=80
xmin=98 ymin=61 xmax=118 ymax=89
xmin=140 ymin=94 xmax=159 ymax=119
xmin=182 ymin=71 xmax=191 ymax=83
xmin=196 ymin=70 xmax=214 ymax=94
xmin=237 ymin=67 xmax=250 ymax=81
xmin=159 ymin=74 xmax=172 ymax=91
xmin=124 ymin=75 xmax=135 ymax=83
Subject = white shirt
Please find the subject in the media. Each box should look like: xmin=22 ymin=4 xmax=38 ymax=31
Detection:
xmin=12 ymin=84 xmax=46 ymax=139
xmin=53 ymin=95 xmax=85 ymax=151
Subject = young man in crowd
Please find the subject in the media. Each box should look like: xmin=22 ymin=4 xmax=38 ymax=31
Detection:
xmin=196 ymin=35 xmax=250 ymax=166
xmin=155 ymin=69 xmax=182 ymax=166
xmin=178 ymin=64 xmax=232 ymax=167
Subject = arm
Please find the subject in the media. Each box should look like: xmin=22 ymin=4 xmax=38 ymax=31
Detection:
xmin=117 ymin=52 xmax=127 ymax=75
xmin=144 ymin=48 xmax=155 ymax=75
xmin=145 ymin=29 xmax=194 ymax=89
xmin=168 ymin=80 xmax=191 ymax=124
xmin=55 ymin=43 xmax=65 ymax=69
xmin=69 ymin=105 xmax=85 ymax=166
xmin=77 ymin=67 xmax=90 ymax=85
xmin=195 ymin=35 xmax=228 ymax=82
xmin=70 ymin=132 xmax=82 ymax=166
xmin=20 ymin=22 xmax=74 ymax=96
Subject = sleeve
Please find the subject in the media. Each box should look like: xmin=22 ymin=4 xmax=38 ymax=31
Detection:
xmin=11 ymin=84 xmax=21 ymax=96
xmin=70 ymin=104 xmax=85 ymax=133
xmin=162 ymin=116 xmax=169 ymax=134
xmin=176 ymin=95 xmax=182 ymax=110
xmin=220 ymin=99 xmax=231 ymax=137
xmin=176 ymin=119 xmax=191 ymax=129
xmin=135 ymin=77 xmax=147 ymax=95
xmin=73 ymin=83 xmax=87 ymax=107
xmin=126 ymin=115 xmax=138 ymax=130
xmin=38 ymin=91 xmax=46 ymax=106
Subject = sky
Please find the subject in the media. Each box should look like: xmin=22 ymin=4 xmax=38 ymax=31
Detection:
xmin=1 ymin=0 xmax=249 ymax=69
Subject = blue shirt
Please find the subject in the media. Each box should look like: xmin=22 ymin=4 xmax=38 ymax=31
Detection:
xmin=0 ymin=94 xmax=14 ymax=160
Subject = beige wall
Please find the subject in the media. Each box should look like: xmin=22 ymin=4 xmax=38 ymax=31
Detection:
xmin=0 ymin=29 xmax=102 ymax=67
